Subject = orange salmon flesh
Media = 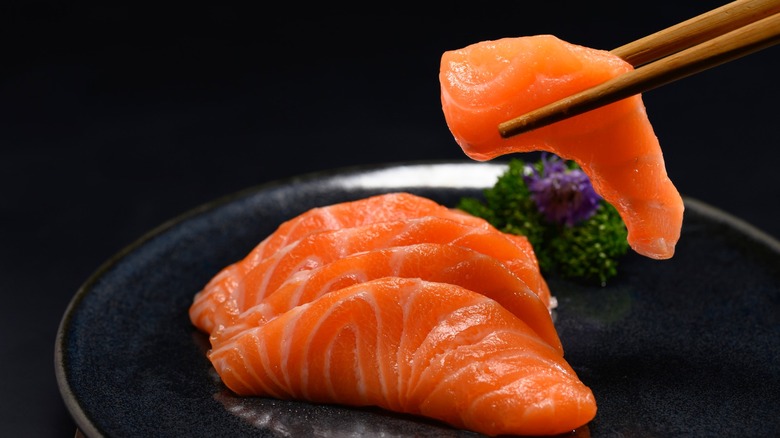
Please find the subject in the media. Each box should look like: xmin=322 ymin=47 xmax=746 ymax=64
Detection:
xmin=190 ymin=192 xmax=596 ymax=436
xmin=439 ymin=34 xmax=684 ymax=260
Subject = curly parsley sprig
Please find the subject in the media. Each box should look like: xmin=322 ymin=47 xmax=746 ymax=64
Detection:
xmin=458 ymin=154 xmax=629 ymax=285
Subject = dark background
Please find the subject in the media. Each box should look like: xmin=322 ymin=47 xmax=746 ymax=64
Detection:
xmin=2 ymin=3 xmax=778 ymax=437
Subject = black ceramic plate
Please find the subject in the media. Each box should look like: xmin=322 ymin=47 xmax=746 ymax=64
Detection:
xmin=55 ymin=161 xmax=780 ymax=437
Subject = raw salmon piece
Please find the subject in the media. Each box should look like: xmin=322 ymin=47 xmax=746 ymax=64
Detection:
xmin=213 ymin=243 xmax=561 ymax=354
xmin=190 ymin=215 xmax=552 ymax=334
xmin=189 ymin=192 xmax=499 ymax=333
xmin=440 ymin=34 xmax=684 ymax=260
xmin=244 ymin=192 xmax=486 ymax=267
xmin=208 ymin=277 xmax=596 ymax=436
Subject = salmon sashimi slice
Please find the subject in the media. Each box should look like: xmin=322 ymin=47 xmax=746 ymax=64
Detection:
xmin=190 ymin=215 xmax=552 ymax=335
xmin=439 ymin=34 xmax=684 ymax=260
xmin=212 ymin=243 xmax=562 ymax=354
xmin=189 ymin=192 xmax=500 ymax=333
xmin=243 ymin=192 xmax=485 ymax=268
xmin=208 ymin=277 xmax=596 ymax=437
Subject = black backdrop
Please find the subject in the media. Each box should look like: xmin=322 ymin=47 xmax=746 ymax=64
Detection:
xmin=2 ymin=3 xmax=778 ymax=436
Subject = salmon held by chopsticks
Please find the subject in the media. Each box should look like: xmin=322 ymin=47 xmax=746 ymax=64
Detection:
xmin=439 ymin=34 xmax=685 ymax=260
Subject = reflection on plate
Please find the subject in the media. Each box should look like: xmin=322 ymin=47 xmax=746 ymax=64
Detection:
xmin=55 ymin=161 xmax=780 ymax=437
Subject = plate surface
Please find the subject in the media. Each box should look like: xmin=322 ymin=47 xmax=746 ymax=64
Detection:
xmin=56 ymin=161 xmax=780 ymax=437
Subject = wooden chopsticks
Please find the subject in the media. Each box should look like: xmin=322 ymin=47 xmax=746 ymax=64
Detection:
xmin=498 ymin=0 xmax=780 ymax=139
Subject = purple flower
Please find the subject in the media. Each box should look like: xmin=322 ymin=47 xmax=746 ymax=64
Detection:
xmin=523 ymin=153 xmax=602 ymax=226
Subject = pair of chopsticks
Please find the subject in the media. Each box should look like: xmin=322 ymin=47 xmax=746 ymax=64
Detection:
xmin=498 ymin=0 xmax=780 ymax=138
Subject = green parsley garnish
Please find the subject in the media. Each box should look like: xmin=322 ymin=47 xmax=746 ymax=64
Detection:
xmin=458 ymin=154 xmax=629 ymax=285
